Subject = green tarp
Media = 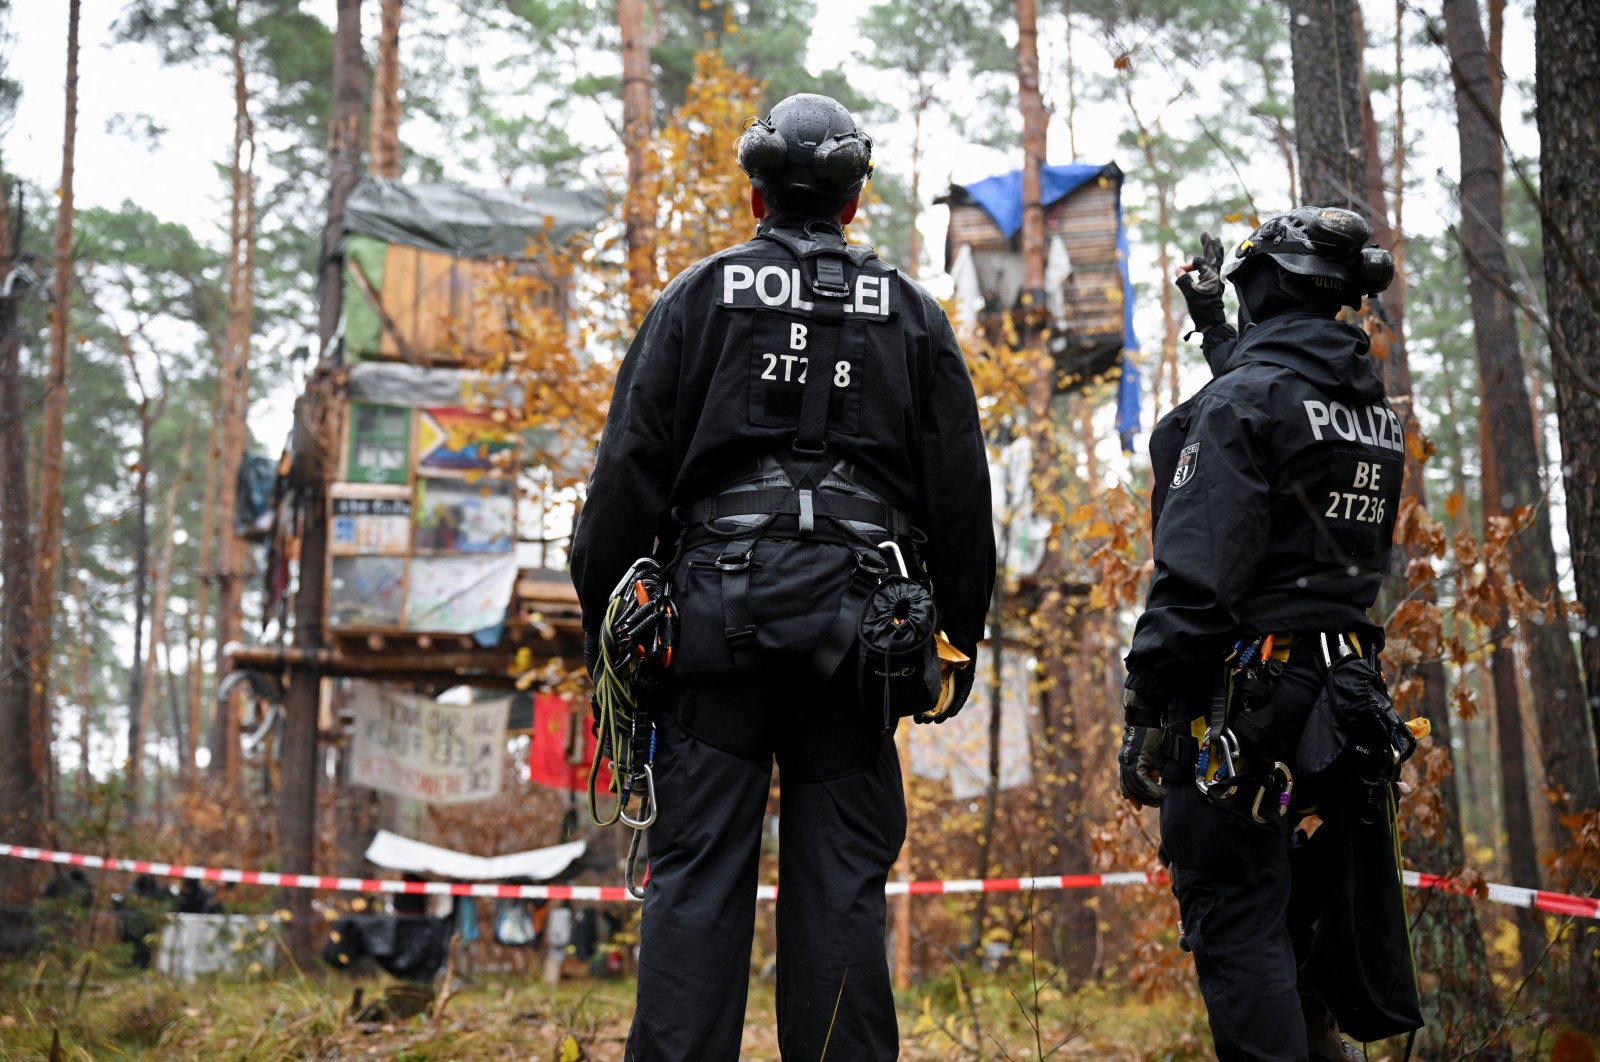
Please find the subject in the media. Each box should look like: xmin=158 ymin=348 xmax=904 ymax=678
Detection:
xmin=343 ymin=177 xmax=610 ymax=259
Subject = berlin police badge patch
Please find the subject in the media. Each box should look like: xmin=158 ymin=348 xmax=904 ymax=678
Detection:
xmin=1171 ymin=442 xmax=1200 ymax=489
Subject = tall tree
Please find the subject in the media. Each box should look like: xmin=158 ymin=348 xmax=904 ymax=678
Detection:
xmin=30 ymin=0 xmax=81 ymax=833
xmin=619 ymin=0 xmax=656 ymax=320
xmin=276 ymin=0 xmax=366 ymax=969
xmin=0 ymin=178 xmax=48 ymax=899
xmin=210 ymin=3 xmax=258 ymax=786
xmin=1537 ymin=0 xmax=1600 ymax=797
xmin=1014 ymin=0 xmax=1046 ymax=302
xmin=1287 ymin=0 xmax=1363 ymax=208
xmin=1350 ymin=1 xmax=1499 ymax=1045
xmin=1440 ymin=0 xmax=1597 ymax=976
xmin=369 ymin=0 xmax=402 ymax=177
xmin=1441 ymin=0 xmax=1600 ymax=816
xmin=1536 ymin=0 xmax=1600 ymax=1021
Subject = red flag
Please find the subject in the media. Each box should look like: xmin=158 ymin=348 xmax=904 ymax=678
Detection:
xmin=527 ymin=693 xmax=595 ymax=792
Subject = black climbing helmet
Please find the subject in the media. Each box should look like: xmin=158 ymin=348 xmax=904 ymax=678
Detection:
xmin=736 ymin=93 xmax=874 ymax=206
xmin=1221 ymin=206 xmax=1395 ymax=308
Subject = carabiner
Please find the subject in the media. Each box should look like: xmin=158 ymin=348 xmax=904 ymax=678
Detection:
xmin=1196 ymin=726 xmax=1240 ymax=794
xmin=619 ymin=762 xmax=657 ymax=830
xmin=878 ymin=540 xmax=910 ymax=578
xmin=1250 ymin=761 xmax=1295 ymax=823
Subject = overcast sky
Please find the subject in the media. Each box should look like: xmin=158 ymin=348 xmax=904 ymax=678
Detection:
xmin=3 ymin=0 xmax=1545 ymax=469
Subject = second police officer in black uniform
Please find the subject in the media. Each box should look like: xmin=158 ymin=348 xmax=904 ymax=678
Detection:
xmin=1117 ymin=208 xmax=1412 ymax=1060
xmin=570 ymin=94 xmax=996 ymax=1061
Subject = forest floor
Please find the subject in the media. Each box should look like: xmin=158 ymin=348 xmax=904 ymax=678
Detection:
xmin=3 ymin=951 xmax=1596 ymax=1060
xmin=1 ymin=957 xmax=1216 ymax=1061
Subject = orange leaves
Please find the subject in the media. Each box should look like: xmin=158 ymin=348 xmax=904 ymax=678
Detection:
xmin=1394 ymin=494 xmax=1448 ymax=558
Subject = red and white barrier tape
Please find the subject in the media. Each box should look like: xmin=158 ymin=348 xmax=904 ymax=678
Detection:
xmin=3 ymin=843 xmax=1596 ymax=919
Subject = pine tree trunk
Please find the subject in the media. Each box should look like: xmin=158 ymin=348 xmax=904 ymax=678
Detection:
xmin=1 ymin=178 xmax=48 ymax=902
xmin=125 ymin=403 xmax=152 ymax=821
xmin=1442 ymin=0 xmax=1598 ymax=815
xmin=278 ymin=0 xmax=366 ymax=969
xmin=1015 ymin=0 xmax=1046 ymax=301
xmin=369 ymin=0 xmax=402 ymax=178
xmin=1288 ymin=0 xmax=1365 ymax=207
xmin=1350 ymin=3 xmax=1500 ymax=1047
xmin=619 ymin=0 xmax=656 ymax=321
xmin=211 ymin=10 xmax=257 ymax=787
xmin=189 ymin=385 xmax=221 ymax=775
xmin=30 ymin=0 xmax=79 ymax=836
xmin=136 ymin=430 xmax=191 ymax=817
xmin=1535 ymin=0 xmax=1600 ymax=1024
xmin=1441 ymin=0 xmax=1598 ymax=980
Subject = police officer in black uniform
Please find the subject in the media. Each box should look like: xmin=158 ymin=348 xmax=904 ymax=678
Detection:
xmin=570 ymin=93 xmax=995 ymax=1061
xmin=1116 ymin=208 xmax=1403 ymax=1061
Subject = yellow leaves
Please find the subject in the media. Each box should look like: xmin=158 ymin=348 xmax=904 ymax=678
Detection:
xmin=559 ymin=1034 xmax=583 ymax=1062
xmin=1404 ymin=428 xmax=1436 ymax=463
xmin=1223 ymin=211 xmax=1245 ymax=224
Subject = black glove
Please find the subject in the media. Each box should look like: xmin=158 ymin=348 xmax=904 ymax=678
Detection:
xmin=1118 ymin=724 xmax=1167 ymax=807
xmin=917 ymin=665 xmax=976 ymax=724
xmin=1176 ymin=232 xmax=1227 ymax=332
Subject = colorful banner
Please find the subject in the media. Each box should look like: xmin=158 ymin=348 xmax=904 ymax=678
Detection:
xmin=414 ymin=476 xmax=514 ymax=553
xmin=348 ymin=683 xmax=510 ymax=805
xmin=416 ymin=407 xmax=515 ymax=473
xmin=405 ymin=553 xmax=518 ymax=633
xmin=528 ymin=693 xmax=596 ymax=793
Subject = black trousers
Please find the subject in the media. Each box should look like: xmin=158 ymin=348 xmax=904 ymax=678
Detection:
xmin=624 ymin=682 xmax=906 ymax=1062
xmin=1159 ymin=657 xmax=1325 ymax=1062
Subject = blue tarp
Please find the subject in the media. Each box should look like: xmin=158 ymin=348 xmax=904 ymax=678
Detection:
xmin=956 ymin=162 xmax=1139 ymax=356
xmin=1116 ymin=358 xmax=1142 ymax=453
xmin=961 ymin=162 xmax=1112 ymax=240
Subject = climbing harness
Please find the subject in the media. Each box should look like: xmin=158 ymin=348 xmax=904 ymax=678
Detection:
xmin=588 ymin=557 xmax=675 ymax=898
xmin=1192 ymin=633 xmax=1297 ymax=823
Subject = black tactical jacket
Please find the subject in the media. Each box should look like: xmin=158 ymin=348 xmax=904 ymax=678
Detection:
xmin=1124 ymin=311 xmax=1404 ymax=708
xmin=570 ymin=215 xmax=996 ymax=656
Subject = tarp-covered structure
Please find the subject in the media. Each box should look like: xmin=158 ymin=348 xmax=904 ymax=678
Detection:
xmin=339 ymin=176 xmax=608 ymax=363
xmin=940 ymin=162 xmax=1137 ymax=390
xmin=302 ymin=177 xmax=604 ymax=648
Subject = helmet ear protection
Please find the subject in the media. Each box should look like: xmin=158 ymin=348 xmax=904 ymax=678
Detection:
xmin=736 ymin=118 xmax=789 ymax=180
xmin=811 ymin=130 xmax=873 ymax=190
xmin=737 ymin=117 xmax=873 ymax=193
xmin=1357 ymin=246 xmax=1395 ymax=296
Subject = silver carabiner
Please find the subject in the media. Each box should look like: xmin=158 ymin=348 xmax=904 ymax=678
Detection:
xmin=1251 ymin=761 xmax=1295 ymax=823
xmin=1196 ymin=727 xmax=1240 ymax=795
xmin=878 ymin=539 xmax=910 ymax=578
xmin=619 ymin=762 xmax=657 ymax=830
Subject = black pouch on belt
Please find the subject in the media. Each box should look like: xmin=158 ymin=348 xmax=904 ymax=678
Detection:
xmin=1296 ymin=637 xmax=1415 ymax=792
xmin=856 ymin=575 xmax=939 ymax=730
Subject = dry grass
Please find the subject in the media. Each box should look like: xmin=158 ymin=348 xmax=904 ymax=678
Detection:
xmin=7 ymin=953 xmax=1585 ymax=1060
xmin=0 ymin=951 xmax=1226 ymax=1061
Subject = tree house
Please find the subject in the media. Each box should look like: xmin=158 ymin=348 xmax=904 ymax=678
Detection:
xmin=939 ymin=162 xmax=1137 ymax=391
xmin=239 ymin=177 xmax=607 ymax=687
